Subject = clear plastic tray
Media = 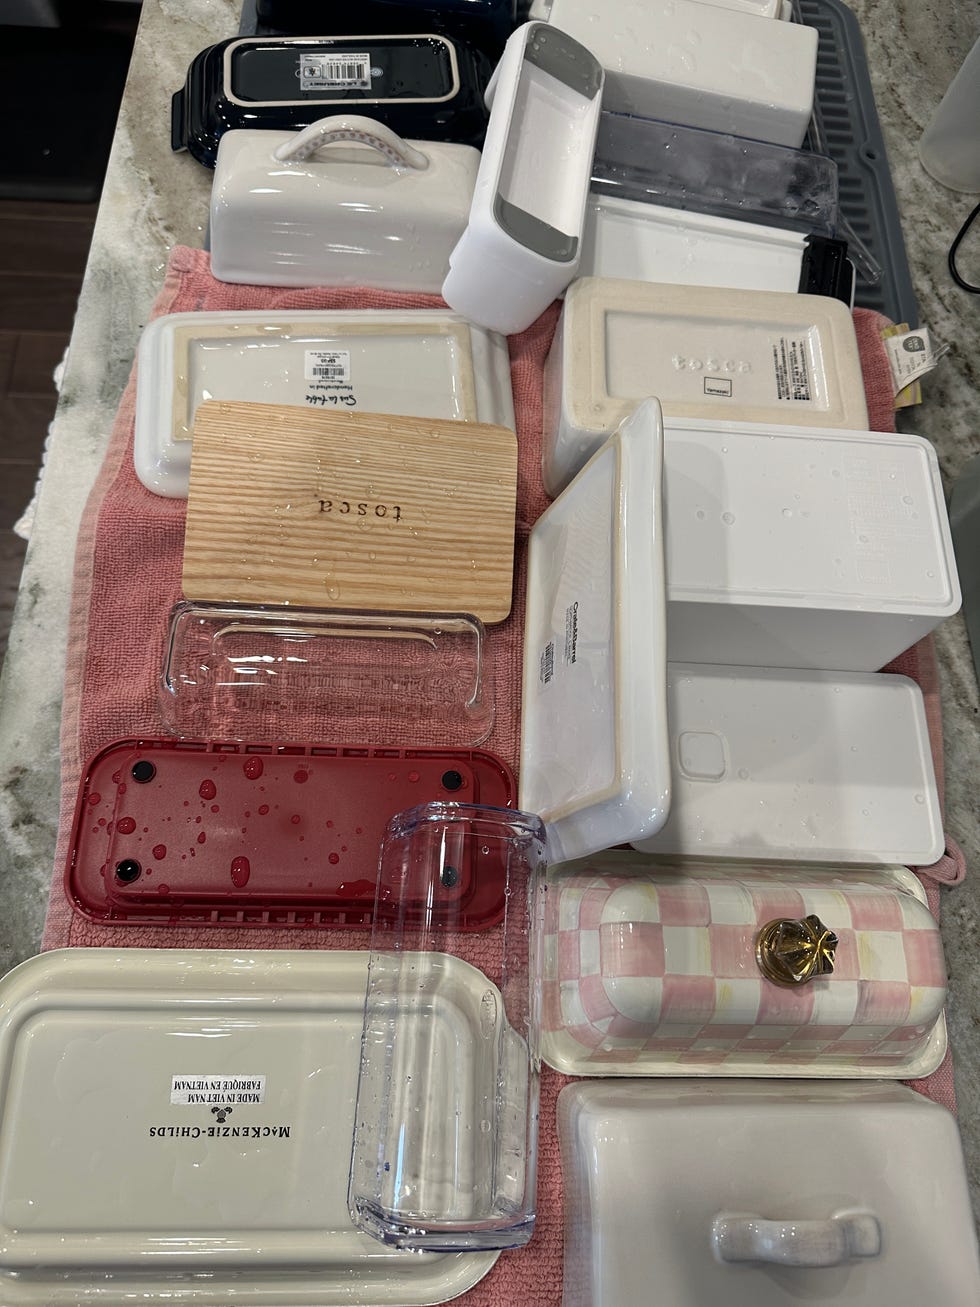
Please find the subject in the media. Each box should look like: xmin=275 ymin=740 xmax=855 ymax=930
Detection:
xmin=161 ymin=603 xmax=494 ymax=747
xmin=349 ymin=802 xmax=547 ymax=1251
xmin=591 ymin=111 xmax=840 ymax=236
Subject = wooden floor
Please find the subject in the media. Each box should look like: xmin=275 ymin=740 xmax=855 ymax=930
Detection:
xmin=0 ymin=198 xmax=97 ymax=664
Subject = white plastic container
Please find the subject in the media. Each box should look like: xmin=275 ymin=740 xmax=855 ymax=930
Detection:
xmin=442 ymin=22 xmax=603 ymax=334
xmin=520 ymin=401 xmax=671 ymax=862
xmin=558 ymin=1081 xmax=980 ymax=1307
xmin=535 ymin=0 xmax=817 ymax=148
xmin=659 ymin=411 xmax=961 ymax=671
xmin=579 ymin=196 xmax=815 ymax=292
xmin=634 ymin=661 xmax=943 ymax=866
xmin=133 ymin=309 xmax=515 ymax=497
xmin=542 ymin=278 xmax=869 ymax=494
xmin=918 ymin=34 xmax=980 ymax=192
xmin=210 ymin=116 xmax=479 ymax=291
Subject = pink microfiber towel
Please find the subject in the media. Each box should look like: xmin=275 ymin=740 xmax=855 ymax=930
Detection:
xmin=42 ymin=251 xmax=964 ymax=1303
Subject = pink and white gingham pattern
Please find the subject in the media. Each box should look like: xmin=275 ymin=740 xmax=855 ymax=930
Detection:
xmin=542 ymin=863 xmax=946 ymax=1069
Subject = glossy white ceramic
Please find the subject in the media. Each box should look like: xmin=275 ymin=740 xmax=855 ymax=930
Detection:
xmin=134 ymin=309 xmax=514 ymax=497
xmin=541 ymin=853 xmax=947 ymax=1077
xmin=558 ymin=1080 xmax=980 ymax=1306
xmin=520 ymin=401 xmax=671 ymax=862
xmin=210 ymin=116 xmax=479 ymax=290
xmin=542 ymin=278 xmax=869 ymax=494
xmin=442 ymin=22 xmax=603 ymax=334
xmin=0 ymin=949 xmax=498 ymax=1305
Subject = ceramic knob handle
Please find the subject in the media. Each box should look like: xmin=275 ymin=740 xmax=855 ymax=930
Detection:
xmin=755 ymin=913 xmax=838 ymax=987
xmin=273 ymin=116 xmax=430 ymax=170
xmin=712 ymin=1211 xmax=881 ymax=1267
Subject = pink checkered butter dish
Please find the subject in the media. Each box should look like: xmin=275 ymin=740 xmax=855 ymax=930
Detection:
xmin=541 ymin=851 xmax=947 ymax=1079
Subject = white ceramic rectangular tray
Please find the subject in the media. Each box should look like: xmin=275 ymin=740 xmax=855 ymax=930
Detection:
xmin=134 ymin=309 xmax=515 ymax=497
xmin=0 ymin=949 xmax=498 ymax=1305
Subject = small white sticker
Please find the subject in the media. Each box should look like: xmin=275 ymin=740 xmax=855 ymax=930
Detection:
xmin=171 ymin=1075 xmax=266 ymax=1106
xmin=772 ymin=336 xmax=813 ymax=402
xmin=884 ymin=327 xmax=937 ymax=396
xmin=304 ymin=349 xmax=351 ymax=383
xmin=299 ymin=52 xmax=371 ymax=90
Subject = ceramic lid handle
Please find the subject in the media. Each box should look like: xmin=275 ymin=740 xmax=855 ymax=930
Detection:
xmin=273 ymin=116 xmax=430 ymax=169
xmin=712 ymin=1211 xmax=881 ymax=1267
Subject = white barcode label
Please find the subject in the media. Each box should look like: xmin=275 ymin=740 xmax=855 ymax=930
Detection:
xmin=772 ymin=336 xmax=813 ymax=403
xmin=539 ymin=641 xmax=555 ymax=685
xmin=299 ymin=52 xmax=372 ymax=90
xmin=304 ymin=349 xmax=351 ymax=383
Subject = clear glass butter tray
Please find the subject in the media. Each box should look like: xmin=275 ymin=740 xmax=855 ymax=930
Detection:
xmin=161 ymin=602 xmax=494 ymax=747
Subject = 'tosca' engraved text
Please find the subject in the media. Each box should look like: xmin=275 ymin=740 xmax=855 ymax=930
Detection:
xmin=319 ymin=499 xmax=402 ymax=521
xmin=148 ymin=1125 xmax=292 ymax=1139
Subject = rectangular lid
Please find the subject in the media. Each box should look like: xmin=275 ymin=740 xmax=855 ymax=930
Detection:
xmin=0 ymin=949 xmax=497 ymax=1303
xmin=664 ymin=417 xmax=959 ymax=615
xmin=520 ymin=400 xmax=671 ymax=861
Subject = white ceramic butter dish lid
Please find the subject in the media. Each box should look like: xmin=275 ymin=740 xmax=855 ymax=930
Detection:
xmin=134 ymin=309 xmax=515 ymax=498
xmin=0 ymin=948 xmax=498 ymax=1305
xmin=542 ymin=277 xmax=869 ymax=495
xmin=519 ymin=400 xmax=671 ymax=862
xmin=540 ymin=852 xmax=947 ymax=1078
xmin=558 ymin=1079 xmax=980 ymax=1307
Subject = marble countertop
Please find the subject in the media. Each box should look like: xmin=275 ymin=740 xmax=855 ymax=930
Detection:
xmin=0 ymin=0 xmax=977 ymax=1234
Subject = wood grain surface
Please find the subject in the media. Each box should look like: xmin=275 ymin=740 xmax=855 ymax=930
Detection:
xmin=182 ymin=401 xmax=518 ymax=622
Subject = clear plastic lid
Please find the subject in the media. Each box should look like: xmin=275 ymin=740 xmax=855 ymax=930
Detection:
xmin=349 ymin=802 xmax=547 ymax=1251
xmin=161 ymin=602 xmax=494 ymax=747
xmin=592 ymin=111 xmax=839 ymax=236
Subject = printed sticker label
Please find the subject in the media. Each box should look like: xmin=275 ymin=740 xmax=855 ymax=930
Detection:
xmin=304 ymin=349 xmax=351 ymax=383
xmin=772 ymin=336 xmax=813 ymax=402
xmin=171 ymin=1075 xmax=266 ymax=1106
xmin=299 ymin=52 xmax=372 ymax=90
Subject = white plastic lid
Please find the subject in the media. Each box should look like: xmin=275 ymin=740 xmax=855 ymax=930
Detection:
xmin=558 ymin=1080 xmax=980 ymax=1307
xmin=0 ymin=949 xmax=497 ymax=1305
xmin=519 ymin=399 xmax=671 ymax=861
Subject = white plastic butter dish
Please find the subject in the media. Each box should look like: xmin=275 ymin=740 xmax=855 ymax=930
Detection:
xmin=558 ymin=1081 xmax=980 ymax=1306
xmin=0 ymin=949 xmax=498 ymax=1306
xmin=541 ymin=853 xmax=946 ymax=1077
xmin=660 ymin=412 xmax=961 ymax=671
xmin=442 ymin=22 xmax=603 ymax=334
xmin=635 ymin=661 xmax=943 ymax=865
xmin=534 ymin=0 xmax=817 ymax=147
xmin=542 ymin=278 xmax=868 ymax=494
xmin=519 ymin=401 xmax=670 ymax=862
xmin=580 ymin=195 xmax=819 ymax=293
xmin=210 ymin=115 xmax=479 ymax=291
xmin=134 ymin=309 xmax=514 ymax=497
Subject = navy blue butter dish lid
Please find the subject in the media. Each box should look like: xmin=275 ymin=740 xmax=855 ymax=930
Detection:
xmin=172 ymin=34 xmax=492 ymax=167
xmin=254 ymin=0 xmax=518 ymax=59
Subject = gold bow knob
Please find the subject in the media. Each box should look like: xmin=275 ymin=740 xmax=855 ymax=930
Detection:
xmin=755 ymin=914 xmax=838 ymax=987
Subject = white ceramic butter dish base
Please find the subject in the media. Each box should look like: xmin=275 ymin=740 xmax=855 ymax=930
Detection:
xmin=558 ymin=1081 xmax=980 ymax=1307
xmin=542 ymin=278 xmax=868 ymax=494
xmin=635 ymin=662 xmax=943 ymax=865
xmin=0 ymin=949 xmax=498 ymax=1305
xmin=134 ymin=309 xmax=514 ymax=498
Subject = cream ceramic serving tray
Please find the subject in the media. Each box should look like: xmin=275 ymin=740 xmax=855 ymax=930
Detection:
xmin=0 ymin=949 xmax=498 ymax=1305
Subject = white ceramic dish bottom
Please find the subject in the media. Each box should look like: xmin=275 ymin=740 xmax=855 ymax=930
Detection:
xmin=0 ymin=949 xmax=498 ymax=1305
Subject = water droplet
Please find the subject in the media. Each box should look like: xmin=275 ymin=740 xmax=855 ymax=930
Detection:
xmin=914 ymin=793 xmax=926 ymax=805
xmin=329 ymin=852 xmax=340 ymax=865
xmin=197 ymin=831 xmax=206 ymax=844
xmin=116 ymin=817 xmax=136 ymax=835
xmin=290 ymin=814 xmax=301 ymax=825
xmin=721 ymin=511 xmax=736 ymax=525
xmin=152 ymin=844 xmax=167 ymax=860
xmin=243 ymin=758 xmax=264 ymax=780
xmin=231 ymin=856 xmax=250 ymax=888
xmin=407 ymin=770 xmax=420 ymax=782
xmin=258 ymin=803 xmax=270 ymax=815
xmin=87 ymin=792 xmax=101 ymax=807
xmin=199 ymin=779 xmax=217 ymax=800
xmin=293 ymin=769 xmax=309 ymax=784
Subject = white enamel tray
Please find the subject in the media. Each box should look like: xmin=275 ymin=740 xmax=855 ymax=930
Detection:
xmin=134 ymin=309 xmax=515 ymax=497
xmin=0 ymin=949 xmax=498 ymax=1305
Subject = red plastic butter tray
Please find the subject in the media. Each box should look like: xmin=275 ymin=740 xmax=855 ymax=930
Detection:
xmin=65 ymin=738 xmax=515 ymax=929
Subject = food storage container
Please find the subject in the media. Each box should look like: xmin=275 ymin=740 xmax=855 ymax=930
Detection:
xmin=558 ymin=1080 xmax=980 ymax=1305
xmin=172 ymin=34 xmax=492 ymax=167
xmin=210 ymin=116 xmax=479 ymax=291
xmin=542 ymin=278 xmax=868 ymax=494
xmin=349 ymin=803 xmax=546 ymax=1250
xmin=442 ymin=22 xmax=603 ymax=334
xmin=580 ymin=195 xmax=853 ymax=301
xmin=134 ymin=309 xmax=514 ymax=498
xmin=0 ymin=948 xmax=499 ymax=1306
xmin=66 ymin=738 xmax=515 ymax=929
xmin=541 ymin=852 xmax=946 ymax=1076
xmin=161 ymin=604 xmax=494 ymax=747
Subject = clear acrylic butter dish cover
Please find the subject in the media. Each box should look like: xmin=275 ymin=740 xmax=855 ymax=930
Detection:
xmin=0 ymin=948 xmax=499 ymax=1306
xmin=134 ymin=309 xmax=514 ymax=498
xmin=541 ymin=851 xmax=947 ymax=1080
xmin=349 ymin=802 xmax=546 ymax=1252
xmin=161 ymin=602 xmax=494 ymax=748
